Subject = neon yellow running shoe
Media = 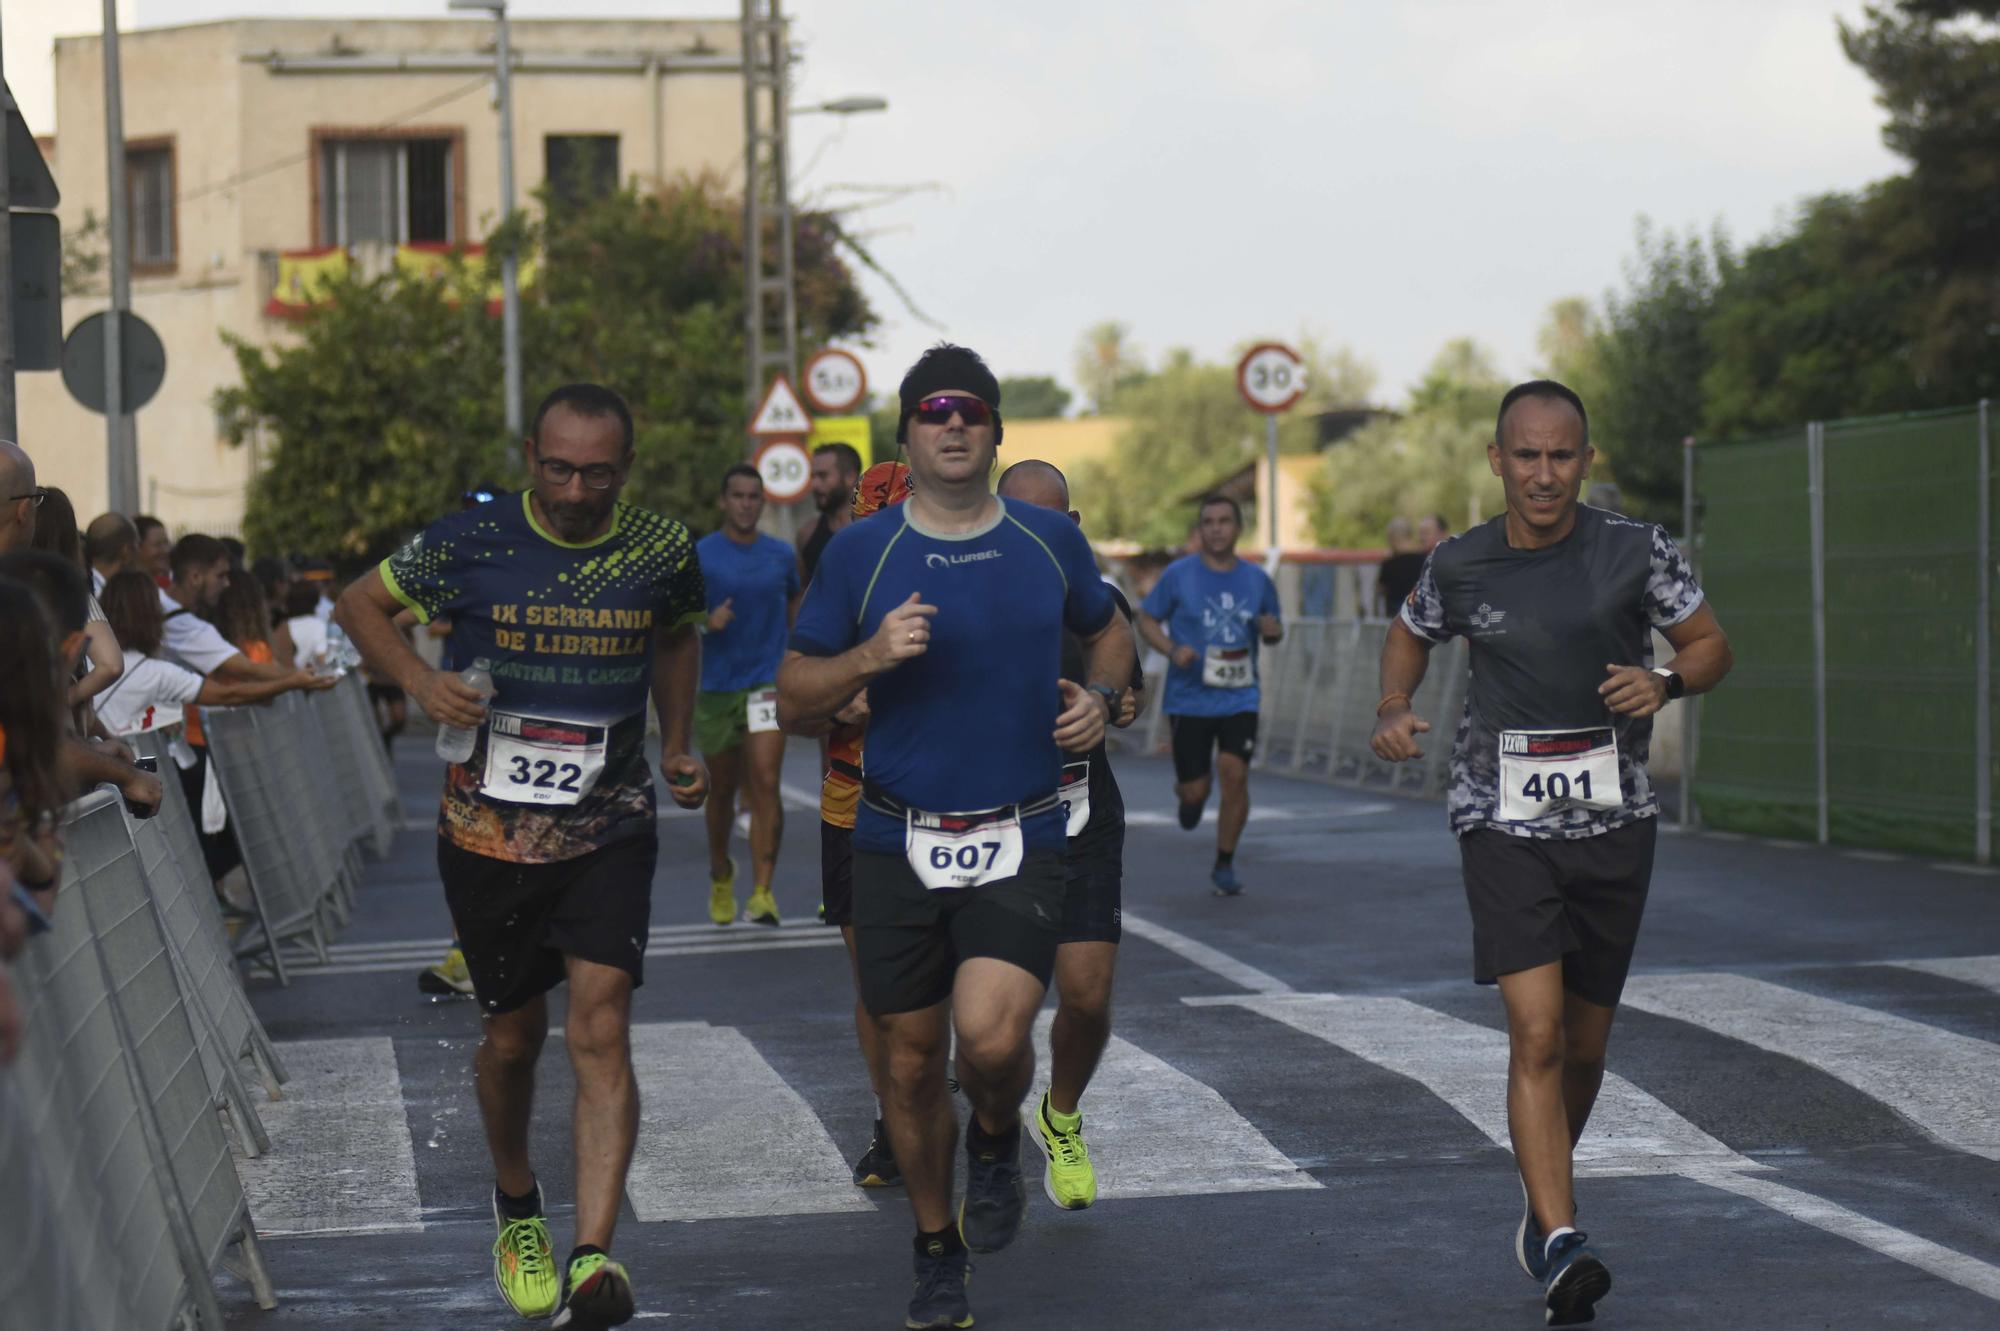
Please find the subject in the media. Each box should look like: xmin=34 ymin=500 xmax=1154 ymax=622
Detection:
xmin=708 ymin=858 xmax=736 ymax=927
xmin=746 ymin=885 xmax=780 ymax=926
xmin=418 ymin=945 xmax=474 ymax=996
xmin=1032 ymin=1090 xmax=1097 ymax=1210
xmin=552 ymin=1250 xmax=635 ymax=1328
xmin=490 ymin=1187 xmax=559 ymax=1319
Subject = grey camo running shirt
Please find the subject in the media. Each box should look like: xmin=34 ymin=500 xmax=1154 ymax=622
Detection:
xmin=1400 ymin=505 xmax=1705 ymax=840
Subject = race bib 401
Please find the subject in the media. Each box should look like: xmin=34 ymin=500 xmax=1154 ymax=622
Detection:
xmin=1497 ymin=726 xmax=1623 ymax=822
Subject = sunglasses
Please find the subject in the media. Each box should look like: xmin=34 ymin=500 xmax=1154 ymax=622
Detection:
xmin=914 ymin=394 xmax=993 ymax=427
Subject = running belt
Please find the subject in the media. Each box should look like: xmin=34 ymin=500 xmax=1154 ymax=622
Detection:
xmin=861 ymin=781 xmax=1061 ymax=822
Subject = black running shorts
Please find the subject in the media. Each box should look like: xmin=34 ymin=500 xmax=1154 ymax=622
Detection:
xmin=852 ymin=849 xmax=1065 ymax=1016
xmin=438 ymin=834 xmax=657 ymax=1014
xmin=821 ymin=819 xmax=854 ymax=927
xmin=1458 ymin=817 xmax=1658 ymax=1008
xmin=1061 ymin=827 xmax=1123 ymax=945
xmin=1169 ymin=711 xmax=1259 ymax=784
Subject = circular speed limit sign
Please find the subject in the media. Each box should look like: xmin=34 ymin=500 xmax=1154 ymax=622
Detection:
xmin=802 ymin=348 xmax=868 ymax=415
xmin=754 ymin=438 xmax=813 ymax=504
xmin=1236 ymin=342 xmax=1307 ymax=414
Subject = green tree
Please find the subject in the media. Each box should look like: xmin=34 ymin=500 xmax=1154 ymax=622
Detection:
xmin=1073 ymin=349 xmax=1252 ymax=547
xmin=219 ymin=177 xmax=876 ymax=561
xmin=1307 ymin=338 xmax=1508 ymax=547
xmin=997 ymin=375 xmax=1071 ymax=419
xmin=1073 ymin=321 xmax=1146 ymax=414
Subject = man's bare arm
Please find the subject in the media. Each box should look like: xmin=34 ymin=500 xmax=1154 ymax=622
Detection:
xmin=650 ymin=620 xmax=708 ymax=809
xmin=1370 ymin=618 xmax=1437 ymax=762
xmin=776 ymin=592 xmax=934 ymax=728
xmin=335 ymin=569 xmax=486 ymax=727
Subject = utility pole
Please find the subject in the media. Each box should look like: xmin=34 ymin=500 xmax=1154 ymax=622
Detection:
xmin=0 ymin=26 xmax=16 ymax=442
xmin=740 ymin=0 xmax=796 ymax=451
xmin=451 ymin=0 xmax=522 ymax=443
xmin=102 ymin=0 xmax=140 ymax=513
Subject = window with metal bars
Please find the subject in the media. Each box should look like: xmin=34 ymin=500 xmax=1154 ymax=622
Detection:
xmin=318 ymin=137 xmax=455 ymax=245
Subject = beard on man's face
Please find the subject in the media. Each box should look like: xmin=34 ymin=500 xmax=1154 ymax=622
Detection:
xmin=546 ymin=494 xmax=612 ymax=539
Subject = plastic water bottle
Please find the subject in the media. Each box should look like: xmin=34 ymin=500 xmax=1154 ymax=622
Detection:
xmin=326 ymin=621 xmax=360 ymax=673
xmin=434 ymin=657 xmax=495 ymax=763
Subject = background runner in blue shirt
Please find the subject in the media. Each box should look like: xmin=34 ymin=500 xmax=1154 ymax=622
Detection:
xmin=1135 ymin=494 xmax=1283 ymax=895
xmin=694 ymin=464 xmax=803 ymax=928
xmin=777 ymin=343 xmax=1133 ymax=1331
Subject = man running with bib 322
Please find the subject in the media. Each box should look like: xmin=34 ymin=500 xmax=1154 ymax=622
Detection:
xmin=779 ymin=345 xmax=1134 ymax=1330
xmin=1371 ymin=380 xmax=1731 ymax=1327
xmin=339 ymin=383 xmax=711 ymax=1330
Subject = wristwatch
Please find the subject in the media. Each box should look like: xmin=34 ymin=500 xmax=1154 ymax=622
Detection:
xmin=1651 ymin=667 xmax=1685 ymax=701
xmin=1086 ymin=684 xmax=1121 ymax=718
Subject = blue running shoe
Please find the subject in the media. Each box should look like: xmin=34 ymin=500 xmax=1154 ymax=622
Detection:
xmin=905 ymin=1239 xmax=972 ymax=1329
xmin=1211 ymin=864 xmax=1243 ymax=896
xmin=1543 ymin=1231 xmax=1611 ymax=1326
xmin=957 ymin=1127 xmax=1026 ymax=1253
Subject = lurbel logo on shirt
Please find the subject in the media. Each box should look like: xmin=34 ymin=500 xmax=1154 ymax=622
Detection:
xmin=1469 ymin=602 xmax=1508 ymax=634
xmin=923 ymin=549 xmax=1003 ymax=570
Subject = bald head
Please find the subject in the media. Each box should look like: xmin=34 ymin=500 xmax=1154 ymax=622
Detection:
xmin=995 ymin=459 xmax=1070 ymax=514
xmin=0 ymin=441 xmax=37 ymax=554
xmin=86 ymin=511 xmax=139 ymax=573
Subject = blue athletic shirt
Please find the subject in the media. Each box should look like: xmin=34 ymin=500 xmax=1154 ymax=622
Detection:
xmin=790 ymin=496 xmax=1117 ymax=857
xmin=695 ymin=530 xmax=800 ymax=693
xmin=1141 ymin=554 xmax=1282 ymax=717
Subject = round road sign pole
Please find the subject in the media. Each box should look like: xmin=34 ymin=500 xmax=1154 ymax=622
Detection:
xmin=1235 ymin=342 xmax=1307 ymax=569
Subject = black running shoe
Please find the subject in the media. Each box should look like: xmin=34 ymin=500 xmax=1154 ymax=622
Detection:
xmin=957 ymin=1125 xmax=1026 ymax=1253
xmin=1543 ymin=1231 xmax=1611 ymax=1326
xmin=905 ymin=1239 xmax=972 ymax=1330
xmin=853 ymin=1119 xmax=903 ymax=1187
xmin=1177 ymin=801 xmax=1203 ymax=830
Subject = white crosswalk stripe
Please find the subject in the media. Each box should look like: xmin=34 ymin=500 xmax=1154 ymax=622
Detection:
xmin=1893 ymin=953 xmax=2000 ymax=998
xmin=1020 ymin=1010 xmax=1318 ymax=1200
xmin=1619 ymin=972 xmax=2000 ymax=1160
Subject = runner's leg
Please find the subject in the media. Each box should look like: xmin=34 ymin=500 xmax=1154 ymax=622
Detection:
xmin=1215 ymin=751 xmax=1251 ymax=857
xmin=1561 ymin=991 xmax=1618 ymax=1147
xmin=564 ymin=955 xmax=638 ymax=1251
xmin=877 ymin=1001 xmax=956 ymax=1230
xmin=1048 ymin=942 xmax=1116 ymax=1116
xmin=703 ymin=744 xmax=743 ymax=882
xmin=841 ymin=925 xmax=887 ymax=1102
xmin=474 ymin=995 xmax=549 ymax=1198
xmin=743 ymin=728 xmax=786 ymax=892
xmin=1497 ymin=961 xmax=1577 ymax=1235
xmin=953 ymin=957 xmax=1046 ymax=1135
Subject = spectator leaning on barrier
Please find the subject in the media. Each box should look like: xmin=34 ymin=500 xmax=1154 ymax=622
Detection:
xmin=133 ymin=514 xmax=171 ymax=586
xmin=31 ymin=485 xmax=126 ymax=715
xmin=0 ymin=575 xmax=71 ymax=1063
xmin=85 ymin=511 xmax=140 ymax=595
xmin=213 ymin=566 xmax=280 ymax=666
xmin=283 ymin=579 xmax=329 ymax=670
xmin=95 ymin=570 xmax=331 ymax=738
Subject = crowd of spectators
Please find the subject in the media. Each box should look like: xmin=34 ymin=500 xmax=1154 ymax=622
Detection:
xmin=0 ymin=438 xmax=344 ymax=1065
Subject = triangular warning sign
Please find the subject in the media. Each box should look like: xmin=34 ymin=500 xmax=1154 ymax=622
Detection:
xmin=748 ymin=375 xmax=812 ymax=436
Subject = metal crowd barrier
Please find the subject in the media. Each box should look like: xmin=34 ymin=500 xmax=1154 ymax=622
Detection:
xmin=1139 ymin=616 xmax=1470 ymax=798
xmin=205 ymin=674 xmax=397 ymax=984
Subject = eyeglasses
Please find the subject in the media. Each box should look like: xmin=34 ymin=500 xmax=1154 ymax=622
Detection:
xmin=914 ymin=394 xmax=993 ymax=427
xmin=534 ymin=457 xmax=621 ymax=491
xmin=8 ymin=489 xmax=47 ymax=507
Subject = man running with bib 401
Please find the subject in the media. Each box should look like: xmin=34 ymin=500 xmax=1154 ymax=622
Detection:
xmin=1371 ymin=380 xmax=1731 ymax=1328
xmin=1135 ymin=495 xmax=1282 ymax=895
xmin=779 ymin=345 xmax=1133 ymax=1330
xmin=339 ymin=383 xmax=711 ymax=1331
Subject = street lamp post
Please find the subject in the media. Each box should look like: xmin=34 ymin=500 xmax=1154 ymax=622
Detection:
xmin=451 ymin=0 xmax=522 ymax=444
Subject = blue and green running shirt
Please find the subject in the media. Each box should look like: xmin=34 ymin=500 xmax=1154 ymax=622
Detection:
xmin=789 ymin=497 xmax=1116 ymax=857
xmin=381 ymin=491 xmax=707 ymax=863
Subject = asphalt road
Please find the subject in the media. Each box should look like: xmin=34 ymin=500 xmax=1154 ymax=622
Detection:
xmin=221 ymin=733 xmax=2000 ymax=1330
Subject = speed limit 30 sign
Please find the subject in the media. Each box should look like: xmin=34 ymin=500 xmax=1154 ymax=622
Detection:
xmin=802 ymin=348 xmax=868 ymax=415
xmin=1236 ymin=343 xmax=1307 ymax=413
xmin=755 ymin=438 xmax=813 ymax=505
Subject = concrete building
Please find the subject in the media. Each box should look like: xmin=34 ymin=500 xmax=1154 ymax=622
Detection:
xmin=26 ymin=16 xmax=744 ymax=534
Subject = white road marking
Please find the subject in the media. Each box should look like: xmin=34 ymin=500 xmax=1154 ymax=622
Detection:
xmin=322 ymin=917 xmax=826 ymax=962
xmin=1209 ymin=993 xmax=1746 ymax=1176
xmin=1120 ymin=911 xmax=1294 ymax=995
xmin=1892 ymin=954 xmax=2000 ymax=997
xmin=1620 ymin=972 xmax=2000 ymax=1160
xmin=1204 ymin=991 xmax=2000 ymax=1303
xmin=1019 ymin=1011 xmax=1317 ymax=1199
xmin=288 ymin=932 xmax=847 ymax=980
xmin=235 ymin=1036 xmax=423 ymax=1235
xmin=626 ymin=1022 xmax=870 ymax=1222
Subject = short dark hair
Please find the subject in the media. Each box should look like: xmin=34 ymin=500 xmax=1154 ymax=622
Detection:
xmin=1199 ymin=494 xmax=1242 ymax=525
xmin=219 ymin=536 xmax=247 ymax=567
xmin=1495 ymin=379 xmax=1589 ymax=447
xmin=813 ymin=442 xmax=863 ymax=477
xmin=133 ymin=513 xmax=165 ymax=539
xmin=720 ymin=463 xmax=763 ymax=495
xmin=532 ymin=383 xmax=634 ymax=454
xmin=169 ymin=532 xmax=230 ymax=581
xmin=284 ymin=580 xmax=322 ymax=619
xmin=0 ymin=549 xmax=88 ymax=635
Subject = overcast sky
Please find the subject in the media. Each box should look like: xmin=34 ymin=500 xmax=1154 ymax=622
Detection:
xmin=10 ymin=1 xmax=1900 ymax=408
